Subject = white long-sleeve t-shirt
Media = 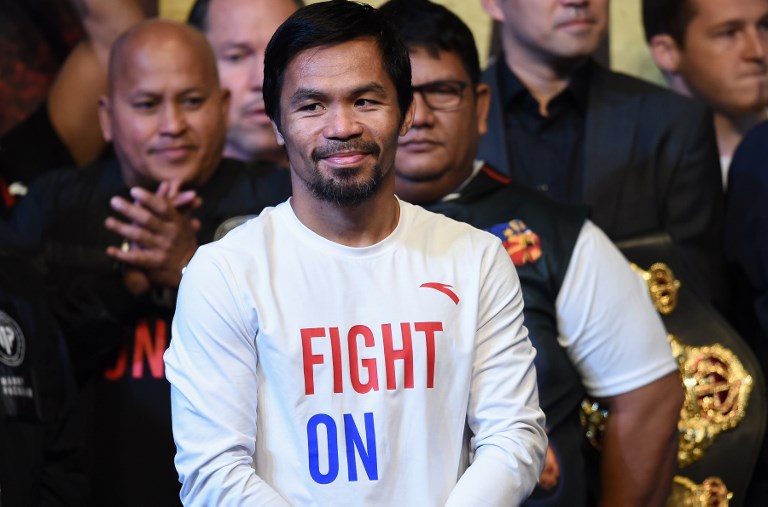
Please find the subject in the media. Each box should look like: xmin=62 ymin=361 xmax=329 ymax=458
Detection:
xmin=165 ymin=199 xmax=547 ymax=506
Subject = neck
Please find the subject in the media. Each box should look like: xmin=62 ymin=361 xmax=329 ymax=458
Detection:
xmin=290 ymin=178 xmax=400 ymax=248
xmin=394 ymin=164 xmax=474 ymax=205
xmin=502 ymin=41 xmax=588 ymax=115
xmin=714 ymin=109 xmax=768 ymax=158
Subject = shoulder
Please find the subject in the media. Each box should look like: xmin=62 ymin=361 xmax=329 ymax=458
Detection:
xmin=403 ymin=200 xmax=498 ymax=244
xmin=728 ymin=122 xmax=768 ymax=203
xmin=205 ymin=158 xmax=291 ymax=203
xmin=460 ymin=174 xmax=587 ymax=251
xmin=400 ymin=201 xmax=482 ymax=236
xmin=592 ymin=64 xmax=708 ymax=116
xmin=732 ymin=121 xmax=768 ymax=169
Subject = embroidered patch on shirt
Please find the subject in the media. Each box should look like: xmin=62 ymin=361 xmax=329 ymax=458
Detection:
xmin=487 ymin=219 xmax=542 ymax=266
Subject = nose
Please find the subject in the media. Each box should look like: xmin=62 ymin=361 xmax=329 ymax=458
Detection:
xmin=322 ymin=106 xmax=364 ymax=140
xmin=410 ymin=90 xmax=436 ymax=128
xmin=158 ymin=103 xmax=187 ymax=136
xmin=743 ymin=26 xmax=768 ymax=63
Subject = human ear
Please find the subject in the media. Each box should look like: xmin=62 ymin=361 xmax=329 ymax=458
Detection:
xmin=399 ymin=100 xmax=415 ymax=136
xmin=97 ymin=96 xmax=113 ymax=142
xmin=649 ymin=34 xmax=683 ymax=73
xmin=481 ymin=0 xmax=506 ymax=23
xmin=475 ymin=83 xmax=491 ymax=136
xmin=271 ymin=121 xmax=285 ymax=146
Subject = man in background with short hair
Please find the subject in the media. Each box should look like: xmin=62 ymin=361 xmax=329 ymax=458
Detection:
xmin=644 ymin=0 xmax=768 ymax=186
xmin=188 ymin=0 xmax=302 ymax=166
xmin=479 ymin=0 xmax=726 ymax=308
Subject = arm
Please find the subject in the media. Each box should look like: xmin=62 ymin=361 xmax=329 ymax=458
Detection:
xmin=556 ymin=221 xmax=682 ymax=505
xmin=597 ymin=371 xmax=682 ymax=507
xmin=447 ymin=241 xmax=548 ymax=506
xmin=47 ymin=0 xmax=148 ymax=166
xmin=165 ymin=246 xmax=290 ymax=506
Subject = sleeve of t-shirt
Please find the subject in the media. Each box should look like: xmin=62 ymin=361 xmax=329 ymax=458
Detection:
xmin=446 ymin=239 xmax=547 ymax=506
xmin=555 ymin=220 xmax=678 ymax=398
xmin=164 ymin=245 xmax=290 ymax=507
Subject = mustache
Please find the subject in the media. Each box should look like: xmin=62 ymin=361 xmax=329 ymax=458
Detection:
xmin=311 ymin=140 xmax=380 ymax=162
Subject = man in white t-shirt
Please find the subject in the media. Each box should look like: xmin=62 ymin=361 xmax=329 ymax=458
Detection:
xmin=164 ymin=2 xmax=547 ymax=505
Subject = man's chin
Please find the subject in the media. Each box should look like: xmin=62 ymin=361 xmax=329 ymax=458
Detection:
xmin=394 ymin=167 xmax=445 ymax=184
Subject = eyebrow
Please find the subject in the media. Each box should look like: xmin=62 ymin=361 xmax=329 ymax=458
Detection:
xmin=288 ymin=82 xmax=390 ymax=107
xmin=218 ymin=42 xmax=253 ymax=51
xmin=127 ymin=86 xmax=206 ymax=99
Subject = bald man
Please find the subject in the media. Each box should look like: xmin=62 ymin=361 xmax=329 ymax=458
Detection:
xmin=188 ymin=0 xmax=302 ymax=166
xmin=0 ymin=19 xmax=290 ymax=506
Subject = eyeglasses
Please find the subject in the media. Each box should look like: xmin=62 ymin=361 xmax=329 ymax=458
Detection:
xmin=412 ymin=80 xmax=469 ymax=111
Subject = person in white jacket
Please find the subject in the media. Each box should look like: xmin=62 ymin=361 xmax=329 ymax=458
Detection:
xmin=164 ymin=1 xmax=547 ymax=505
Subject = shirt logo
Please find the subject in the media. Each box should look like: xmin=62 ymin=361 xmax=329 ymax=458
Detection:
xmin=0 ymin=310 xmax=25 ymax=367
xmin=420 ymin=282 xmax=460 ymax=305
xmin=487 ymin=219 xmax=542 ymax=266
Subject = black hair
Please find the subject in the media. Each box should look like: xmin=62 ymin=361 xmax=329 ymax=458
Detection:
xmin=643 ymin=0 xmax=697 ymax=46
xmin=263 ymin=0 xmax=413 ymax=130
xmin=379 ymin=0 xmax=480 ymax=85
xmin=187 ymin=0 xmax=305 ymax=31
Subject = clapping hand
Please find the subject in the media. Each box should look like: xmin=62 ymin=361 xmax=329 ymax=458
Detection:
xmin=105 ymin=180 xmax=202 ymax=295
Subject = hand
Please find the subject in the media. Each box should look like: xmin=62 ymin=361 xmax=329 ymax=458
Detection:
xmin=538 ymin=445 xmax=560 ymax=490
xmin=105 ymin=181 xmax=202 ymax=293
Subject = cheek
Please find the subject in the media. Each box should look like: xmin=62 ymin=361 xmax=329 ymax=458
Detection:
xmin=220 ymin=69 xmax=248 ymax=96
xmin=112 ymin=117 xmax=150 ymax=147
xmin=193 ymin=113 xmax=225 ymax=141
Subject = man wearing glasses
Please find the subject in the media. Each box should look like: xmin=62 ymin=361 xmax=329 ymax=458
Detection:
xmin=382 ymin=1 xmax=683 ymax=505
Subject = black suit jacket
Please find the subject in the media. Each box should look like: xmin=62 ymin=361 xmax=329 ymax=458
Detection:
xmin=726 ymin=120 xmax=768 ymax=376
xmin=479 ymin=58 xmax=726 ymax=303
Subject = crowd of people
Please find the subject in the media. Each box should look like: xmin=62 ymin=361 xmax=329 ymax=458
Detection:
xmin=1 ymin=0 xmax=767 ymax=506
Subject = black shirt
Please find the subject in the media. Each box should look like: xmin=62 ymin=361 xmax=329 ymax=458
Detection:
xmin=0 ymin=252 xmax=87 ymax=507
xmin=500 ymin=59 xmax=591 ymax=203
xmin=0 ymin=158 xmax=291 ymax=506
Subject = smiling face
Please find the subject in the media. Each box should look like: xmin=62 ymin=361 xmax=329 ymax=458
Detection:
xmin=675 ymin=0 xmax=768 ymax=116
xmin=204 ymin=0 xmax=298 ymax=163
xmin=99 ymin=22 xmax=229 ymax=188
xmin=483 ymin=0 xmax=608 ymax=65
xmin=395 ymin=48 xmax=490 ymax=204
xmin=274 ymin=38 xmax=412 ymax=206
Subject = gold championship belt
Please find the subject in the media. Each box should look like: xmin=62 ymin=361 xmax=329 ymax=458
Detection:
xmin=580 ymin=234 xmax=767 ymax=507
xmin=667 ymin=476 xmax=733 ymax=507
xmin=668 ymin=335 xmax=752 ymax=468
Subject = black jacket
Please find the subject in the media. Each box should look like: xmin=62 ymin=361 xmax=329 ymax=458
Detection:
xmin=0 ymin=251 xmax=86 ymax=506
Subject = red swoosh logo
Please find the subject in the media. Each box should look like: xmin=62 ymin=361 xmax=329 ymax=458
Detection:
xmin=420 ymin=282 xmax=459 ymax=305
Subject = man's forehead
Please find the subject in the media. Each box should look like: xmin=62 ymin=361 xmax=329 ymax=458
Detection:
xmin=409 ymin=48 xmax=467 ymax=82
xmin=690 ymin=0 xmax=768 ymax=21
xmin=284 ymin=40 xmax=391 ymax=88
xmin=206 ymin=0 xmax=297 ymax=39
xmin=113 ymin=47 xmax=215 ymax=95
